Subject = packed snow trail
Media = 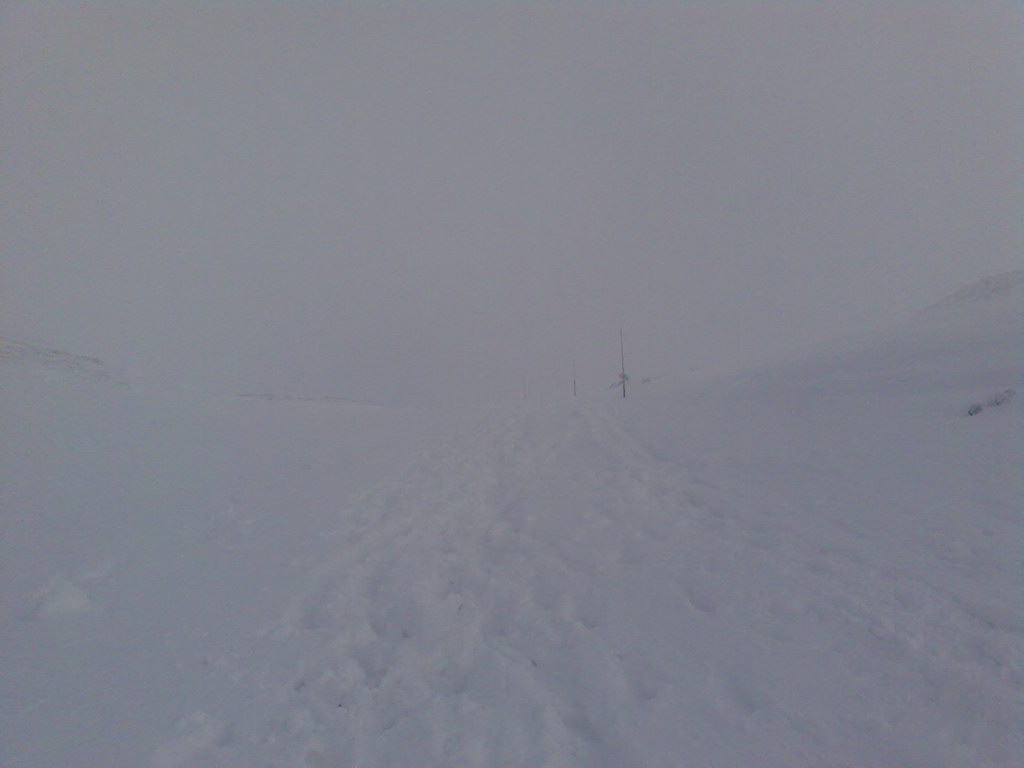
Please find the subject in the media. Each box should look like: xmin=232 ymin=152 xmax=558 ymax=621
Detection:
xmin=203 ymin=408 xmax=762 ymax=767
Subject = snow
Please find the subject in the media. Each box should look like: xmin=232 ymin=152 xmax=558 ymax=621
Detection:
xmin=913 ymin=270 xmax=1024 ymax=324
xmin=2 ymin=275 xmax=1021 ymax=767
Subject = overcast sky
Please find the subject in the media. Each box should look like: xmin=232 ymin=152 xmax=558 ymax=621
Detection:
xmin=2 ymin=2 xmax=1020 ymax=405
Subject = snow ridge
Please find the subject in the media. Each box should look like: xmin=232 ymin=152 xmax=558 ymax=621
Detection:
xmin=914 ymin=270 xmax=1024 ymax=322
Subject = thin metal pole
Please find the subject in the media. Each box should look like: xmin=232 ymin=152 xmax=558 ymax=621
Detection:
xmin=620 ymin=328 xmax=627 ymax=399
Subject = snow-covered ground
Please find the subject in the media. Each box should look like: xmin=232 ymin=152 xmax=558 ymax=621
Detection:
xmin=2 ymin=273 xmax=1021 ymax=767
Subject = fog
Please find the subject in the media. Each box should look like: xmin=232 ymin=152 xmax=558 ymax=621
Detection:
xmin=2 ymin=2 xmax=1020 ymax=406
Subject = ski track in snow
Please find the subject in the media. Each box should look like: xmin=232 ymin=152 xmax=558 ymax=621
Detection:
xmin=163 ymin=397 xmax=1022 ymax=767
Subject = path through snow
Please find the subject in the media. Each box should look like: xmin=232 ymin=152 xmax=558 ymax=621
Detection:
xmin=168 ymin=386 xmax=1020 ymax=766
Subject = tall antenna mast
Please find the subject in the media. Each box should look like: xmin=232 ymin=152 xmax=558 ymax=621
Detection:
xmin=619 ymin=328 xmax=627 ymax=399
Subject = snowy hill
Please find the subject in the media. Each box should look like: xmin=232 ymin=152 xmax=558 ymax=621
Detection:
xmin=0 ymin=335 xmax=124 ymax=383
xmin=2 ymin=276 xmax=1021 ymax=767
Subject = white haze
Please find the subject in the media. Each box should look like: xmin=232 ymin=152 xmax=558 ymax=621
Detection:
xmin=2 ymin=271 xmax=1020 ymax=767
xmin=2 ymin=2 xmax=1021 ymax=405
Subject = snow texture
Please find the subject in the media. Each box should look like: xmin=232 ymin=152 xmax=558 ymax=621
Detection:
xmin=967 ymin=389 xmax=1015 ymax=416
xmin=2 ymin=275 xmax=1021 ymax=767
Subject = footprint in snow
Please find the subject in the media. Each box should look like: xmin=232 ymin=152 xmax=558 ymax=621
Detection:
xmin=681 ymin=577 xmax=722 ymax=615
xmin=619 ymin=653 xmax=663 ymax=703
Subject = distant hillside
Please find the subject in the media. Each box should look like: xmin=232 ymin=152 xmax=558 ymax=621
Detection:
xmin=237 ymin=394 xmax=355 ymax=404
xmin=0 ymin=336 xmax=123 ymax=382
xmin=913 ymin=270 xmax=1024 ymax=324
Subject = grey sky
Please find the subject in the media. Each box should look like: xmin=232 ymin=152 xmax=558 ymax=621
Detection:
xmin=3 ymin=2 xmax=1020 ymax=405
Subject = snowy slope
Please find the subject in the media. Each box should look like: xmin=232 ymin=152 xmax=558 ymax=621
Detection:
xmin=3 ymin=274 xmax=1021 ymax=767
xmin=0 ymin=357 xmax=455 ymax=768
xmin=0 ymin=335 xmax=126 ymax=383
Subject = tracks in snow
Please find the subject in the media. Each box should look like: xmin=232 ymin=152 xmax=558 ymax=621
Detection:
xmin=156 ymin=403 xmax=1022 ymax=767
xmin=274 ymin=408 xmax=711 ymax=767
